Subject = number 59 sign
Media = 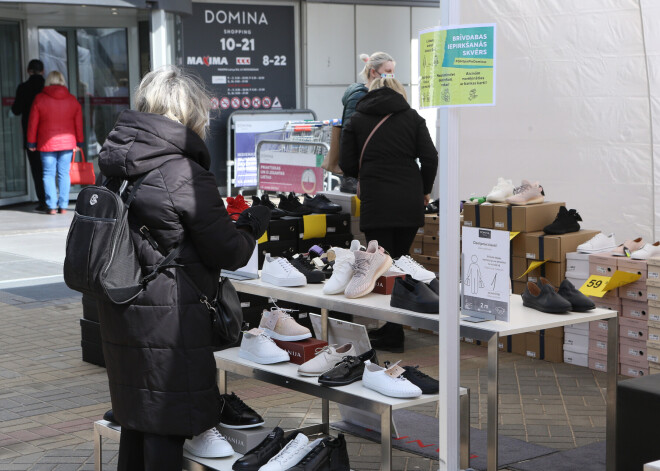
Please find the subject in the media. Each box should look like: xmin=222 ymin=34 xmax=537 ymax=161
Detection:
xmin=579 ymin=275 xmax=611 ymax=297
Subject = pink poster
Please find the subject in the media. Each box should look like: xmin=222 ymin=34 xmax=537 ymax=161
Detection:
xmin=259 ymin=164 xmax=324 ymax=194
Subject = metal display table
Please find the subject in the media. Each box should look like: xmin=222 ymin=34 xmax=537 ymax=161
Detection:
xmin=460 ymin=296 xmax=619 ymax=471
xmin=214 ymin=348 xmax=448 ymax=471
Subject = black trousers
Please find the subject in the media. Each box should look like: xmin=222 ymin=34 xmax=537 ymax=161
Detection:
xmin=26 ymin=149 xmax=46 ymax=206
xmin=364 ymin=227 xmax=418 ymax=259
xmin=118 ymin=428 xmax=186 ymax=471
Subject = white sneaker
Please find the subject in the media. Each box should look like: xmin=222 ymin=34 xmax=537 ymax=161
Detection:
xmin=323 ymin=247 xmax=358 ymax=294
xmin=183 ymin=427 xmax=234 ymax=458
xmin=261 ymin=254 xmax=307 ymax=287
xmin=259 ymin=308 xmax=312 ymax=341
xmin=260 ymin=433 xmax=322 ymax=471
xmin=239 ymin=328 xmax=290 ymax=364
xmin=392 ymin=255 xmax=436 ymax=283
xmin=362 ymin=360 xmax=422 ymax=398
xmin=486 ymin=177 xmax=514 ymax=203
xmin=297 ymin=343 xmax=356 ymax=376
xmin=577 ymin=233 xmax=617 ymax=254
xmin=631 ymin=241 xmax=660 ymax=260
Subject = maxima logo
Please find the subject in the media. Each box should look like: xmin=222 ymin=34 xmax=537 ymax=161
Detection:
xmin=479 ymin=229 xmax=491 ymax=239
xmin=187 ymin=56 xmax=228 ymax=66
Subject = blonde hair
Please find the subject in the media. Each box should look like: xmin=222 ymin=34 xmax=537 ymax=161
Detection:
xmin=45 ymin=70 xmax=66 ymax=87
xmin=368 ymin=77 xmax=407 ymax=101
xmin=135 ymin=66 xmax=211 ymax=140
xmin=358 ymin=52 xmax=395 ymax=83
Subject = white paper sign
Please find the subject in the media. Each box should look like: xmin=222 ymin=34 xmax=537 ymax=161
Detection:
xmin=461 ymin=227 xmax=510 ymax=321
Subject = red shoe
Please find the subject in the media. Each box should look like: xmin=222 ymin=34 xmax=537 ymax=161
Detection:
xmin=58 ymin=208 xmax=67 ymax=214
xmin=226 ymin=194 xmax=250 ymax=221
xmin=47 ymin=209 xmax=56 ymax=215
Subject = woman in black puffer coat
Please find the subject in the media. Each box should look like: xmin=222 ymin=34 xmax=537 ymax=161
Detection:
xmin=96 ymin=66 xmax=269 ymax=470
xmin=340 ymin=77 xmax=438 ymax=352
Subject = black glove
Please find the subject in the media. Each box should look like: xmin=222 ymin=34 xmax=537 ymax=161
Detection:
xmin=236 ymin=205 xmax=271 ymax=239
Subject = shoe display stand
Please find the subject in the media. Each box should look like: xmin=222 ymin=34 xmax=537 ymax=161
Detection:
xmin=92 ymin=420 xmax=243 ymax=471
xmin=460 ymin=296 xmax=619 ymax=471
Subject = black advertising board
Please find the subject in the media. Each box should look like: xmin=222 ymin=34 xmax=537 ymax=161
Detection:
xmin=181 ymin=3 xmax=297 ymax=189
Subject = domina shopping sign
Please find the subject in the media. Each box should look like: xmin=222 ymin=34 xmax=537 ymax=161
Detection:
xmin=419 ymin=23 xmax=496 ymax=108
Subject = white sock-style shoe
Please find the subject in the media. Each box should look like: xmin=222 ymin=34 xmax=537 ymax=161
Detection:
xmin=183 ymin=427 xmax=234 ymax=458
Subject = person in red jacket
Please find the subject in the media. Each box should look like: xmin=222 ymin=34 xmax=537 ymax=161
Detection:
xmin=27 ymin=70 xmax=83 ymax=215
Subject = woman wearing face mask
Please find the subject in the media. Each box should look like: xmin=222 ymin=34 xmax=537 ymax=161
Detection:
xmin=339 ymin=52 xmax=395 ymax=193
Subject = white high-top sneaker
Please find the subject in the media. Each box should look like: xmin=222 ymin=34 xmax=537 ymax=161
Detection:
xmin=183 ymin=427 xmax=234 ymax=458
xmin=392 ymin=255 xmax=436 ymax=283
xmin=323 ymin=247 xmax=356 ymax=294
xmin=261 ymin=254 xmax=307 ymax=287
xmin=239 ymin=328 xmax=290 ymax=364
xmin=486 ymin=177 xmax=514 ymax=203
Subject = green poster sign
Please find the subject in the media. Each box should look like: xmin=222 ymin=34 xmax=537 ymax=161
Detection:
xmin=419 ymin=24 xmax=496 ymax=108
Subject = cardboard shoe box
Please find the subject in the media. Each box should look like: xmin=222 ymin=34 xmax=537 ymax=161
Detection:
xmin=564 ymin=332 xmax=589 ymax=354
xmin=268 ymin=217 xmax=301 ymax=242
xmin=423 ymin=235 xmax=439 ymax=257
xmin=512 ymin=257 xmax=528 ymax=281
xmin=589 ymin=296 xmax=621 ymax=313
xmin=589 ymin=253 xmax=618 ymax=276
xmin=543 ymin=335 xmax=564 ymax=363
xmin=410 ymin=239 xmax=424 ymax=255
xmin=525 ymin=230 xmax=600 ymax=263
xmin=647 ymin=257 xmax=660 ymax=287
xmin=217 ymin=426 xmax=273 ymax=455
xmin=325 ymin=213 xmax=351 ymax=234
xmin=492 ymin=201 xmax=565 ymax=232
xmin=512 ymin=280 xmax=527 ymax=295
xmin=621 ymin=299 xmax=648 ymax=321
xmin=525 ymin=332 xmax=541 ymax=359
xmin=620 ymin=280 xmax=647 ymax=302
xmin=647 ymin=285 xmax=660 ymax=303
xmin=564 ymin=350 xmax=589 ymax=367
xmin=424 ymin=214 xmax=439 ymax=235
xmin=462 ymin=201 xmax=480 ymax=227
xmin=373 ymin=272 xmax=405 ymax=295
xmin=511 ymin=231 xmax=533 ymax=258
xmin=272 ymin=338 xmax=328 ymax=365
xmin=620 ymin=316 xmax=649 ymax=341
xmin=619 ymin=337 xmax=648 ymax=368
xmin=478 ymin=204 xmax=494 ymax=229
xmin=526 ymin=260 xmax=565 ymax=287
xmin=590 ymin=319 xmax=610 ymax=339
xmin=589 ymin=337 xmax=608 ymax=356
xmin=588 ymin=351 xmax=609 ymax=373
xmin=412 ymin=254 xmax=439 ymax=272
xmin=566 ymin=252 xmax=590 ymax=280
xmin=620 ymin=363 xmax=648 ymax=377
xmin=617 ymin=258 xmax=647 ymax=282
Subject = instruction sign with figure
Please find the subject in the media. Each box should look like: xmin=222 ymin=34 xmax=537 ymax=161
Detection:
xmin=462 ymin=227 xmax=509 ymax=321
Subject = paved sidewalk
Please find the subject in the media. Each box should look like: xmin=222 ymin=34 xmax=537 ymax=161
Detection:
xmin=0 ymin=203 xmax=608 ymax=470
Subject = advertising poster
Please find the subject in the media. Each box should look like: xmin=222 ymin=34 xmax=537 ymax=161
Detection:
xmin=419 ymin=23 xmax=495 ymax=108
xmin=258 ymin=149 xmax=323 ymax=195
xmin=234 ymin=120 xmax=286 ymax=188
xmin=461 ymin=227 xmax=510 ymax=322
xmin=182 ymin=4 xmax=296 ymax=188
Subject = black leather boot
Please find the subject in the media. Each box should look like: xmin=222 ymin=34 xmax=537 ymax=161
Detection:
xmin=369 ymin=323 xmax=404 ymax=353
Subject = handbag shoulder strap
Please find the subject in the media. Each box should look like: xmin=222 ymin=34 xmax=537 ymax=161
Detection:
xmin=359 ymin=113 xmax=393 ymax=171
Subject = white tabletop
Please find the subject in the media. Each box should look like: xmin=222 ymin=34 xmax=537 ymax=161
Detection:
xmin=215 ymin=348 xmax=440 ymax=410
xmin=460 ymin=295 xmax=617 ymax=337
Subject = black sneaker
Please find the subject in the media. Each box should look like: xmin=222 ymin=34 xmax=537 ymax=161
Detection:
xmin=339 ymin=176 xmax=357 ymax=194
xmin=401 ymin=365 xmax=439 ymax=394
xmin=232 ymin=427 xmax=285 ymax=471
xmin=219 ymin=392 xmax=265 ymax=429
xmin=543 ymin=206 xmax=582 ymax=234
xmin=369 ymin=323 xmax=404 ymax=353
xmin=287 ymin=434 xmax=350 ymax=471
xmin=253 ymin=194 xmax=285 ymax=219
xmin=278 ymin=192 xmax=313 ymax=216
xmin=288 ymin=257 xmax=325 ymax=283
xmin=424 ymin=200 xmax=439 ymax=214
xmin=302 ymin=194 xmax=342 ymax=214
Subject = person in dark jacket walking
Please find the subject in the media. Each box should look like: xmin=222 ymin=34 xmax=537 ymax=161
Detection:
xmin=339 ymin=52 xmax=396 ymax=193
xmin=340 ymin=77 xmax=438 ymax=352
xmin=96 ymin=66 xmax=270 ymax=470
xmin=27 ymin=70 xmax=83 ymax=215
xmin=11 ymin=59 xmax=46 ymax=211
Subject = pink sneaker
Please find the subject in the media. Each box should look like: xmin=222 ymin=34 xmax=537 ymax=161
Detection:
xmin=505 ymin=180 xmax=545 ymax=205
xmin=610 ymin=237 xmax=645 ymax=257
xmin=344 ymin=240 xmax=392 ymax=298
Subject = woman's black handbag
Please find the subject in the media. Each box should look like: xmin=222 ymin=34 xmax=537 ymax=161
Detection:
xmin=207 ymin=277 xmax=243 ymax=346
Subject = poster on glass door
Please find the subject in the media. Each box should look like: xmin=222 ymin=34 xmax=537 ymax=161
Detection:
xmin=181 ymin=3 xmax=296 ymax=187
xmin=461 ymin=227 xmax=510 ymax=322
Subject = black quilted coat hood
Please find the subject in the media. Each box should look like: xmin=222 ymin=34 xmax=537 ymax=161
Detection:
xmin=96 ymin=110 xmax=255 ymax=436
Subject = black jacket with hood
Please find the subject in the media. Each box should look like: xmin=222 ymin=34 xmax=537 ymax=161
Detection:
xmin=339 ymin=87 xmax=438 ymax=231
xmin=11 ymin=74 xmax=45 ymax=147
xmin=97 ymin=109 xmax=255 ymax=436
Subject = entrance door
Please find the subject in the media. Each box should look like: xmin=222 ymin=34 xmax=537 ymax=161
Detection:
xmin=38 ymin=27 xmax=130 ymax=182
xmin=0 ymin=21 xmax=27 ymax=203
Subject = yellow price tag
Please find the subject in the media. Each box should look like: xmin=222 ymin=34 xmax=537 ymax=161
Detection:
xmin=509 ymin=231 xmax=520 ymax=241
xmin=518 ymin=260 xmax=546 ymax=279
xmin=606 ymin=270 xmax=641 ymax=290
xmin=579 ymin=275 xmax=611 ymax=297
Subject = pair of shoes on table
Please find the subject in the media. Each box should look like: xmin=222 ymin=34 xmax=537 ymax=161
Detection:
xmin=486 ymin=177 xmax=514 ymax=203
xmin=302 ymin=193 xmax=342 ymax=214
xmin=390 ymin=275 xmax=439 ymax=314
xmin=577 ymin=232 xmax=617 ymax=254
xmin=543 ymin=206 xmax=582 ymax=234
xmin=362 ymin=360 xmax=421 ymax=398
xmin=297 ymin=343 xmax=356 ymax=376
xmin=277 ymin=192 xmax=313 ymax=216
xmin=522 ymin=278 xmax=594 ymax=314
xmin=234 ymin=429 xmax=350 ymax=471
xmin=252 ymin=194 xmax=286 ymax=219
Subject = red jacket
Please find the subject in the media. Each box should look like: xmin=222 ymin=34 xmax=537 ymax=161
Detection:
xmin=27 ymin=85 xmax=83 ymax=152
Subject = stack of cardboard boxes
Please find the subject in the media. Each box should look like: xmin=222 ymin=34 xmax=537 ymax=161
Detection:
xmin=645 ymin=258 xmax=660 ymax=375
xmin=583 ymin=253 xmax=650 ymax=376
xmin=563 ymin=252 xmax=592 ymax=367
xmin=462 ymin=200 xmax=599 ymax=362
xmin=409 ymin=214 xmax=440 ymax=273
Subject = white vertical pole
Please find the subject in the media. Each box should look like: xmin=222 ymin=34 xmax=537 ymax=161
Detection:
xmin=438 ymin=0 xmax=461 ymax=470
xmin=150 ymin=9 xmax=169 ymax=70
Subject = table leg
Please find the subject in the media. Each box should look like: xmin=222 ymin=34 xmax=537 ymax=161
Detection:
xmin=606 ymin=316 xmax=618 ymax=471
xmin=487 ymin=333 xmax=499 ymax=471
xmin=94 ymin=426 xmax=101 ymax=471
xmin=217 ymin=369 xmax=227 ymax=395
xmin=381 ymin=407 xmax=392 ymax=471
xmin=321 ymin=308 xmax=328 ymax=341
